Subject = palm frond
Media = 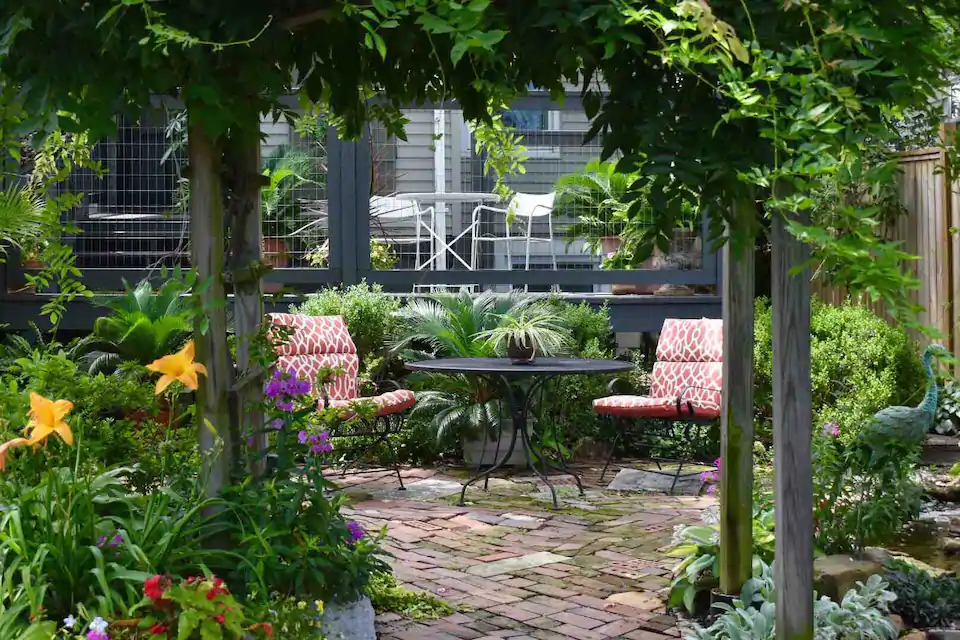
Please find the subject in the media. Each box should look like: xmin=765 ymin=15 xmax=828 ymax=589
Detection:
xmin=0 ymin=183 xmax=44 ymax=257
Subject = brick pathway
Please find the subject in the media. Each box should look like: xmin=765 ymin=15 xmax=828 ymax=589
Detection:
xmin=336 ymin=465 xmax=713 ymax=640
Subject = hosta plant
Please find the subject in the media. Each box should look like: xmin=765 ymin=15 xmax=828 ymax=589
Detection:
xmin=686 ymin=562 xmax=897 ymax=640
xmin=666 ymin=505 xmax=775 ymax=613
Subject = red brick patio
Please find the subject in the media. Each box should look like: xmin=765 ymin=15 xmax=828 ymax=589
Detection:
xmin=337 ymin=465 xmax=713 ymax=640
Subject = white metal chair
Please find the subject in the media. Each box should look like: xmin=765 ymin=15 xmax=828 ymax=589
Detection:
xmin=469 ymin=192 xmax=558 ymax=273
xmin=369 ymin=195 xmax=437 ymax=271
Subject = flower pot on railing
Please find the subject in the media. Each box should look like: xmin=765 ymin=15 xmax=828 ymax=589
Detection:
xmin=262 ymin=238 xmax=290 ymax=269
xmin=603 ymin=236 xmax=661 ymax=295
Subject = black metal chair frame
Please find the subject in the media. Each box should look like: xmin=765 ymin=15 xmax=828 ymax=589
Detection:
xmin=324 ymin=380 xmax=410 ymax=490
xmin=598 ymin=379 xmax=721 ymax=494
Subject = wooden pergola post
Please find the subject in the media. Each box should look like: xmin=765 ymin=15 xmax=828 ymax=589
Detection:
xmin=719 ymin=207 xmax=756 ymax=595
xmin=771 ymin=211 xmax=814 ymax=640
xmin=225 ymin=122 xmax=266 ymax=474
xmin=187 ymin=112 xmax=234 ymax=498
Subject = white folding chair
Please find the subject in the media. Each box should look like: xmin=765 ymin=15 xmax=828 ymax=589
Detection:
xmin=469 ymin=192 xmax=558 ymax=273
xmin=369 ymin=195 xmax=437 ymax=271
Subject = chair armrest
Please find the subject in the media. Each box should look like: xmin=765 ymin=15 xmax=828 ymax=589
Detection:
xmin=376 ymin=379 xmax=402 ymax=393
xmin=677 ymin=385 xmax=723 ymax=417
xmin=607 ymin=377 xmax=634 ymax=395
xmin=471 ymin=204 xmax=509 ymax=217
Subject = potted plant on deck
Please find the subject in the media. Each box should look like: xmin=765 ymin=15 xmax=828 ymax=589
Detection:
xmin=261 ymin=145 xmax=319 ymax=268
xmin=553 ymin=158 xmax=658 ymax=294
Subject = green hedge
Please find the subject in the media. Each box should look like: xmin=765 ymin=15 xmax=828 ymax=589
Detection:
xmin=754 ymin=298 xmax=924 ymax=442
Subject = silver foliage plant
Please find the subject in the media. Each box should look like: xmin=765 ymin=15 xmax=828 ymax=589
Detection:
xmin=686 ymin=561 xmax=897 ymax=640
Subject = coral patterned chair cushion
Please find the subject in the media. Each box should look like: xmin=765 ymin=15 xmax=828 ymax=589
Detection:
xmin=593 ymin=318 xmax=722 ymax=420
xmin=267 ymin=313 xmax=414 ymax=416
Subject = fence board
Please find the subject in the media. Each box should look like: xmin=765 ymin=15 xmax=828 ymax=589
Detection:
xmin=811 ymin=145 xmax=958 ymax=371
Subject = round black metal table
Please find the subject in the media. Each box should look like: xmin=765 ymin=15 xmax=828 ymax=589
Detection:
xmin=406 ymin=357 xmax=633 ymax=509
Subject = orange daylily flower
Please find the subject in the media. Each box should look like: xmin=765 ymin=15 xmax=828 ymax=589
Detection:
xmin=24 ymin=392 xmax=74 ymax=446
xmin=146 ymin=341 xmax=208 ymax=395
xmin=0 ymin=438 xmax=29 ymax=472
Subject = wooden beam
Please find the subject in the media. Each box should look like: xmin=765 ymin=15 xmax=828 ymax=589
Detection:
xmin=719 ymin=208 xmax=755 ymax=595
xmin=187 ymin=113 xmax=234 ymax=499
xmin=225 ymin=123 xmax=265 ymax=475
xmin=771 ymin=211 xmax=814 ymax=640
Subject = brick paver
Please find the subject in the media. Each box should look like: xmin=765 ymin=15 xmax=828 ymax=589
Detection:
xmin=336 ymin=463 xmax=711 ymax=640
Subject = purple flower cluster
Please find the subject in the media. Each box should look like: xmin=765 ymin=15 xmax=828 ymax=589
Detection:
xmin=822 ymin=422 xmax=840 ymax=437
xmin=298 ymin=430 xmax=333 ymax=454
xmin=346 ymin=520 xmax=366 ymax=543
xmin=264 ymin=369 xmax=312 ymax=412
xmin=97 ymin=533 xmax=123 ymax=549
xmin=701 ymin=458 xmax=721 ymax=496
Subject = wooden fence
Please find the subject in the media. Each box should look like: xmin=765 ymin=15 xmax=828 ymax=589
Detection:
xmin=812 ymin=146 xmax=958 ymax=360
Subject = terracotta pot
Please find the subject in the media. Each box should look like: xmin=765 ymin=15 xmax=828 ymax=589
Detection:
xmin=600 ymin=236 xmax=622 ymax=256
xmin=603 ymin=236 xmax=661 ymax=295
xmin=21 ymin=258 xmax=43 ymax=269
xmin=262 ymin=238 xmax=290 ymax=268
xmin=507 ymin=337 xmax=536 ymax=364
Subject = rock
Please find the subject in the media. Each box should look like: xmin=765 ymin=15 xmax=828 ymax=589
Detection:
xmin=813 ymin=555 xmax=883 ymax=602
xmin=606 ymin=591 xmax=664 ymax=612
xmin=901 ymin=632 xmax=926 ymax=640
xmin=927 ymin=631 xmax=960 ymax=640
xmin=943 ymin=538 xmax=960 ymax=555
xmin=862 ymin=547 xmax=893 ymax=564
xmin=888 ymin=614 xmax=904 ymax=632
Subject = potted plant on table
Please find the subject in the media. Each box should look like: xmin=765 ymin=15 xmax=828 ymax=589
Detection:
xmin=478 ymin=303 xmax=571 ymax=365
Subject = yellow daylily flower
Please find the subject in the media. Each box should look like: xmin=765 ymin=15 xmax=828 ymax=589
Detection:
xmin=0 ymin=438 xmax=29 ymax=472
xmin=146 ymin=340 xmax=208 ymax=395
xmin=24 ymin=392 xmax=74 ymax=446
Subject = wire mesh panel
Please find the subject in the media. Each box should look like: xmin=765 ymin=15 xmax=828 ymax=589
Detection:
xmin=69 ymin=110 xmax=188 ymax=270
xmin=66 ymin=110 xmax=330 ymax=274
xmin=263 ymin=116 xmax=329 ymax=268
xmin=366 ymin=104 xmax=709 ymax=294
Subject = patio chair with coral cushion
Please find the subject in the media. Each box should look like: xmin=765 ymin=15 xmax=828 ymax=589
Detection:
xmin=593 ymin=317 xmax=722 ymax=493
xmin=267 ymin=313 xmax=415 ymax=488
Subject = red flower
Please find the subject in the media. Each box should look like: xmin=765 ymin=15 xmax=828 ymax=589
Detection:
xmin=214 ymin=613 xmax=225 ymax=624
xmin=249 ymin=622 xmax=274 ymax=638
xmin=149 ymin=623 xmax=168 ymax=635
xmin=144 ymin=574 xmax=167 ymax=601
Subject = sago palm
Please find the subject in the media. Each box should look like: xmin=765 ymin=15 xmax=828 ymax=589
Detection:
xmin=0 ymin=183 xmax=45 ymax=261
xmin=76 ymin=277 xmax=193 ymax=374
xmin=392 ymin=290 xmax=533 ymax=442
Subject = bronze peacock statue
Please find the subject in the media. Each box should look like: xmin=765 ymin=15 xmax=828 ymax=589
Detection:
xmin=856 ymin=343 xmax=947 ymax=465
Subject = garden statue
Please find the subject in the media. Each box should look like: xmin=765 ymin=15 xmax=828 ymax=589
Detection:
xmin=857 ymin=343 xmax=948 ymax=464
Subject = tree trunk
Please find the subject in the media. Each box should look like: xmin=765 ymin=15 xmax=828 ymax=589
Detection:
xmin=772 ymin=211 xmax=814 ymax=640
xmin=225 ymin=123 xmax=266 ymax=475
xmin=187 ymin=113 xmax=234 ymax=498
xmin=719 ymin=203 xmax=755 ymax=595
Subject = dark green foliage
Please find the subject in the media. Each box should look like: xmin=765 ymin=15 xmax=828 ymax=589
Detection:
xmin=812 ymin=426 xmax=922 ymax=554
xmin=294 ymin=282 xmax=400 ymax=362
xmin=883 ymin=559 xmax=960 ymax=629
xmin=754 ymin=298 xmax=923 ymax=442
xmin=553 ymin=300 xmax=616 ymax=355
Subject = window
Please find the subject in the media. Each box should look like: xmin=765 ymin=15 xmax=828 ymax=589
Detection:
xmin=500 ymin=109 xmax=561 ymax=158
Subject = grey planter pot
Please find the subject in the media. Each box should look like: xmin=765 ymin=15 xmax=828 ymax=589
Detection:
xmin=320 ymin=595 xmax=376 ymax=640
xmin=462 ymin=418 xmax=528 ymax=467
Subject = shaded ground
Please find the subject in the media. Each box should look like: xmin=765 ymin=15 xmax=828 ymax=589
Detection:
xmin=332 ymin=462 xmax=713 ymax=640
